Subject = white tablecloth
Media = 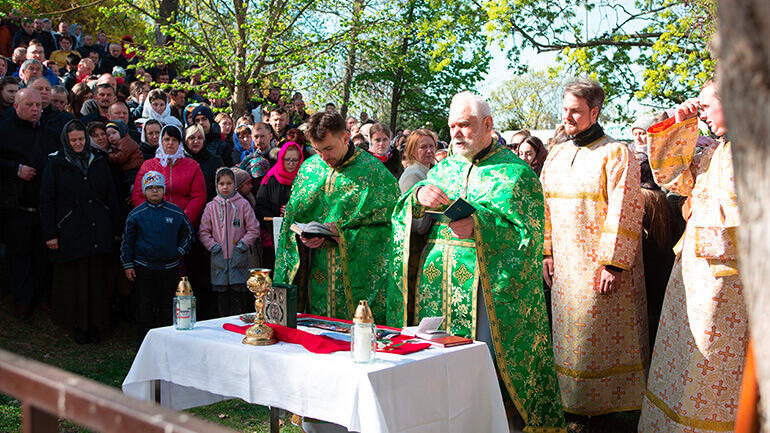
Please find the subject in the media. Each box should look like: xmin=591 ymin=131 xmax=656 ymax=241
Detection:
xmin=122 ymin=316 xmax=508 ymax=433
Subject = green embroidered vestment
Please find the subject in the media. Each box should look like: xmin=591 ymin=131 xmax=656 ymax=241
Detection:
xmin=274 ymin=148 xmax=399 ymax=324
xmin=387 ymin=143 xmax=566 ymax=432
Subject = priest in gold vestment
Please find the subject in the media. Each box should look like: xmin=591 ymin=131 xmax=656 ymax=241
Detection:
xmin=638 ymin=80 xmax=748 ymax=433
xmin=541 ymin=79 xmax=648 ymax=417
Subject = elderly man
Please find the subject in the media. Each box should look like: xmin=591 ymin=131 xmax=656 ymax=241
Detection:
xmin=0 ymin=88 xmax=59 ymax=318
xmin=388 ymin=92 xmax=565 ymax=431
xmin=27 ymin=76 xmax=73 ymax=135
xmin=17 ymin=59 xmax=43 ymax=87
xmin=540 ymin=79 xmax=646 ymax=424
xmin=637 ymin=79 xmax=748 ymax=433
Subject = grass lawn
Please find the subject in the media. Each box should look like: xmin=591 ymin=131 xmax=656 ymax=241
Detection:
xmin=0 ymin=294 xmax=303 ymax=433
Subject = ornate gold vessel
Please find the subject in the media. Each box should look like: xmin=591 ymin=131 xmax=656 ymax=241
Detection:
xmin=242 ymin=268 xmax=277 ymax=346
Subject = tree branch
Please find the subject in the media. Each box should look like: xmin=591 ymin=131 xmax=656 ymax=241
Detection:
xmin=510 ymin=19 xmax=661 ymax=52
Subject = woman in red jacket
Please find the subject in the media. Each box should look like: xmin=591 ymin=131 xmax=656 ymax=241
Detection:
xmin=132 ymin=125 xmax=206 ymax=227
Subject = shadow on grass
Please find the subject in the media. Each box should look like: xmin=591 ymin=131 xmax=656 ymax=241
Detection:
xmin=0 ymin=291 xmax=302 ymax=432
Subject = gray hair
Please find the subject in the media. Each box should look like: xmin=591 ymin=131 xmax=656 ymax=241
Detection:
xmin=563 ymin=79 xmax=605 ymax=112
xmin=449 ymin=91 xmax=491 ymax=119
xmin=51 ymin=85 xmax=68 ymax=96
xmin=20 ymin=59 xmax=42 ymax=72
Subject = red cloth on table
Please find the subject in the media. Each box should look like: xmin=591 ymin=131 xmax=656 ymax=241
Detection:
xmin=223 ymin=322 xmax=430 ymax=355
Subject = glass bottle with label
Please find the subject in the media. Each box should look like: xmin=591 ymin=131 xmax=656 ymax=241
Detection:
xmin=174 ymin=276 xmax=196 ymax=330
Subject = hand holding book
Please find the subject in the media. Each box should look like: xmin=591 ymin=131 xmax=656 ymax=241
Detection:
xmin=292 ymin=222 xmax=339 ymax=248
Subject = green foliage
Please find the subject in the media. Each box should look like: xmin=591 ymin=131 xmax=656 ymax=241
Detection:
xmin=97 ymin=0 xmax=344 ymax=117
xmin=3 ymin=0 xmax=148 ymax=41
xmin=301 ymin=0 xmax=491 ymax=136
xmin=488 ymin=69 xmax=563 ymax=131
xmin=482 ymin=0 xmax=717 ymax=118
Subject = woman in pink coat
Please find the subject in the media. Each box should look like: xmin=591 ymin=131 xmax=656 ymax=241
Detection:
xmin=132 ymin=125 xmax=207 ymax=227
xmin=198 ymin=167 xmax=260 ymax=316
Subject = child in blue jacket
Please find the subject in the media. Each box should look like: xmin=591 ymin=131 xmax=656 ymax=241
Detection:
xmin=121 ymin=170 xmax=193 ymax=346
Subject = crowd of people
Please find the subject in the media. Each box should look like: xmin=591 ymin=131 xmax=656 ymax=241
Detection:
xmin=0 ymin=13 xmax=747 ymax=433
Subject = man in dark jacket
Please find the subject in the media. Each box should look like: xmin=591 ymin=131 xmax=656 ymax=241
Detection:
xmin=0 ymin=88 xmax=59 ymax=318
xmin=98 ymin=43 xmax=128 ymax=75
xmin=28 ymin=76 xmax=74 ymax=136
xmin=80 ymin=83 xmax=116 ymax=124
xmin=32 ymin=19 xmax=56 ymax=57
xmin=77 ymin=33 xmax=100 ymax=59
xmin=11 ymin=19 xmax=35 ymax=50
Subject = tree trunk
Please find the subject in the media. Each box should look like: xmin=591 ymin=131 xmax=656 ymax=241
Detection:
xmin=231 ymin=0 xmax=249 ymax=119
xmin=155 ymin=0 xmax=179 ymax=45
xmin=340 ymin=0 xmax=364 ymax=119
xmin=718 ymin=0 xmax=770 ymax=429
xmin=390 ymin=0 xmax=415 ymax=131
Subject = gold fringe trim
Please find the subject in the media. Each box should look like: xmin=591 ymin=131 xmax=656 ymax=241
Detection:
xmin=544 ymin=191 xmax=604 ymax=201
xmin=555 ymin=362 xmax=646 ymax=379
xmin=427 ymin=238 xmax=476 ymax=247
xmin=564 ymin=405 xmax=641 ymax=417
xmin=601 ymin=225 xmax=641 ymax=240
xmin=524 ymin=426 xmax=568 ymax=433
xmin=644 ymin=390 xmax=734 ymax=431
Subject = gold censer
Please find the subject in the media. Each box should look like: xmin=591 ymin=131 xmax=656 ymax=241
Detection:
xmin=242 ymin=268 xmax=277 ymax=346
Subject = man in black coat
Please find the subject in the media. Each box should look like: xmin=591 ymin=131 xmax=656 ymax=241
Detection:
xmin=28 ymin=76 xmax=74 ymax=137
xmin=0 ymin=88 xmax=60 ymax=318
xmin=11 ymin=19 xmax=35 ymax=50
xmin=98 ymin=43 xmax=128 ymax=75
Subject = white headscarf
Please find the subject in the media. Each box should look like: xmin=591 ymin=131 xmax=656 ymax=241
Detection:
xmin=141 ymin=98 xmax=183 ymax=129
xmin=155 ymin=125 xmax=185 ymax=167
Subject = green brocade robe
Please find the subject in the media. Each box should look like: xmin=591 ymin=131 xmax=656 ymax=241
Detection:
xmin=274 ymin=147 xmax=399 ymax=324
xmin=388 ymin=143 xmax=566 ymax=432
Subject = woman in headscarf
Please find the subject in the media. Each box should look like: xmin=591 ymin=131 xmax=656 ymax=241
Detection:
xmin=39 ymin=120 xmax=122 ymax=344
xmin=231 ymin=123 xmax=253 ymax=164
xmin=184 ymin=124 xmax=224 ymax=201
xmin=517 ymin=135 xmax=548 ymax=175
xmin=131 ymin=124 xmax=207 ymax=227
xmin=137 ymin=118 xmax=162 ymax=161
xmin=140 ymin=89 xmax=183 ymax=129
xmin=190 ymin=104 xmax=232 ymax=166
xmin=254 ymin=141 xmax=304 ymax=269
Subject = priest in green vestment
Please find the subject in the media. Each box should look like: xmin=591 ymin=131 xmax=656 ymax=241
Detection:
xmin=388 ymin=92 xmax=566 ymax=432
xmin=273 ymin=112 xmax=399 ymax=325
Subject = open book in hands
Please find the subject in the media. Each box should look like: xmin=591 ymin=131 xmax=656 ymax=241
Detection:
xmin=424 ymin=198 xmax=476 ymax=223
xmin=290 ymin=222 xmax=337 ymax=241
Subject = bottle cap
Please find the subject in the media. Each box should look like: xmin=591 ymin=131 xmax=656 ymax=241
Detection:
xmin=353 ymin=300 xmax=374 ymax=324
xmin=176 ymin=276 xmax=193 ymax=296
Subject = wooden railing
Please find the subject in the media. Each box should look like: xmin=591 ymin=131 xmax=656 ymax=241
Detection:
xmin=0 ymin=349 xmax=238 ymax=433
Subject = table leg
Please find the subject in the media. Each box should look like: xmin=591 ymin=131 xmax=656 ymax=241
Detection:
xmin=269 ymin=406 xmax=279 ymax=433
xmin=153 ymin=379 xmax=161 ymax=404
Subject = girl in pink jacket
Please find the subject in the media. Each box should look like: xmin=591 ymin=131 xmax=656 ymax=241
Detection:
xmin=198 ymin=167 xmax=260 ymax=316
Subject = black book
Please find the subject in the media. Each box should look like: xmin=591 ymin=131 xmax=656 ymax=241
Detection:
xmin=290 ymin=222 xmax=337 ymax=240
xmin=425 ymin=198 xmax=476 ymax=223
